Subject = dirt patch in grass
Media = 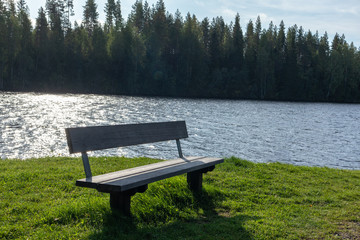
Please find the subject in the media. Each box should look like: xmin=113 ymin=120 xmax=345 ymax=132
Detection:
xmin=334 ymin=221 xmax=360 ymax=239
xmin=218 ymin=211 xmax=232 ymax=218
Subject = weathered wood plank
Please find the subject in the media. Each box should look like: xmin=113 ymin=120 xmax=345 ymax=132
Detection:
xmin=77 ymin=156 xmax=204 ymax=185
xmin=76 ymin=156 xmax=224 ymax=192
xmin=76 ymin=156 xmax=213 ymax=184
xmin=66 ymin=121 xmax=188 ymax=154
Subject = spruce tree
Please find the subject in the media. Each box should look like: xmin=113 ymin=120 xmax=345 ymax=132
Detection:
xmin=0 ymin=0 xmax=6 ymax=89
xmin=46 ymin=0 xmax=65 ymax=89
xmin=129 ymin=0 xmax=144 ymax=32
xmin=17 ymin=0 xmax=33 ymax=89
xmin=232 ymin=13 xmax=244 ymax=70
xmin=83 ymin=0 xmax=98 ymax=36
xmin=244 ymin=19 xmax=257 ymax=98
xmin=34 ymin=7 xmax=50 ymax=86
xmin=64 ymin=0 xmax=74 ymax=32
xmin=105 ymin=0 xmax=115 ymax=30
xmin=5 ymin=0 xmax=20 ymax=89
xmin=114 ymin=0 xmax=122 ymax=29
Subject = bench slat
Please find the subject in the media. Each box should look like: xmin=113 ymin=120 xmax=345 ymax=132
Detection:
xmin=76 ymin=156 xmax=223 ymax=192
xmin=66 ymin=121 xmax=188 ymax=154
xmin=77 ymin=156 xmax=205 ymax=183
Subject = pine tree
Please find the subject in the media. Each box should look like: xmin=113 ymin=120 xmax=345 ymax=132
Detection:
xmin=46 ymin=0 xmax=65 ymax=89
xmin=34 ymin=7 xmax=49 ymax=49
xmin=114 ymin=0 xmax=122 ymax=29
xmin=209 ymin=17 xmax=225 ymax=70
xmin=0 ymin=0 xmax=6 ymax=89
xmin=265 ymin=21 xmax=277 ymax=98
xmin=201 ymin=17 xmax=210 ymax=53
xmin=207 ymin=16 xmax=228 ymax=97
xmin=254 ymin=16 xmax=263 ymax=98
xmin=284 ymin=25 xmax=299 ymax=100
xmin=89 ymin=26 xmax=107 ymax=91
xmin=105 ymin=0 xmax=115 ymax=31
xmin=152 ymin=0 xmax=168 ymax=47
xmin=165 ymin=9 xmax=182 ymax=95
xmin=83 ymin=0 xmax=98 ymax=36
xmin=223 ymin=13 xmax=245 ymax=98
xmin=274 ymin=20 xmax=286 ymax=98
xmin=328 ymin=34 xmax=357 ymax=101
xmin=255 ymin=15 xmax=261 ymax=47
xmin=317 ymin=32 xmax=330 ymax=100
xmin=64 ymin=0 xmax=74 ymax=32
xmin=104 ymin=0 xmax=121 ymax=32
xmin=142 ymin=1 xmax=151 ymax=35
xmin=244 ymin=19 xmax=257 ymax=98
xmin=17 ymin=0 xmax=33 ymax=89
xmin=5 ymin=0 xmax=20 ymax=89
xmin=34 ymin=7 xmax=50 ymax=87
xmin=256 ymin=22 xmax=277 ymax=99
xmin=232 ymin=13 xmax=244 ymax=70
xmin=144 ymin=0 xmax=169 ymax=95
xmin=178 ymin=13 xmax=206 ymax=96
xmin=46 ymin=0 xmax=64 ymax=33
xmin=129 ymin=0 xmax=144 ymax=32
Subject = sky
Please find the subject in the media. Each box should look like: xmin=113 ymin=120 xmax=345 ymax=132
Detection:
xmin=24 ymin=0 xmax=360 ymax=48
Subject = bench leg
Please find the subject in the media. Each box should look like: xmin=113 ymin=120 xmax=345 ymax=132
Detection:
xmin=109 ymin=185 xmax=148 ymax=216
xmin=187 ymin=166 xmax=216 ymax=192
xmin=110 ymin=192 xmax=131 ymax=216
xmin=187 ymin=170 xmax=203 ymax=192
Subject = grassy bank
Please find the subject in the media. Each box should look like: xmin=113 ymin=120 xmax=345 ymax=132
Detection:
xmin=1 ymin=157 xmax=359 ymax=239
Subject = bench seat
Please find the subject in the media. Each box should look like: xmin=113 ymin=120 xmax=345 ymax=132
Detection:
xmin=76 ymin=156 xmax=223 ymax=193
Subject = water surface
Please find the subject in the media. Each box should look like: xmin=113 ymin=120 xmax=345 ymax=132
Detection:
xmin=1 ymin=92 xmax=359 ymax=169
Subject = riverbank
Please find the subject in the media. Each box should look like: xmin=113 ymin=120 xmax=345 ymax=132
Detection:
xmin=1 ymin=157 xmax=359 ymax=239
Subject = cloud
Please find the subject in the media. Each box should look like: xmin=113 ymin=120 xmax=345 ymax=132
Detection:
xmin=194 ymin=1 xmax=206 ymax=7
xmin=256 ymin=13 xmax=276 ymax=24
xmin=220 ymin=8 xmax=237 ymax=19
xmin=255 ymin=0 xmax=359 ymax=16
xmin=337 ymin=7 xmax=359 ymax=15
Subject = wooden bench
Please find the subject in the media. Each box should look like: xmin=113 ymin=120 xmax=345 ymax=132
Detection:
xmin=65 ymin=121 xmax=223 ymax=215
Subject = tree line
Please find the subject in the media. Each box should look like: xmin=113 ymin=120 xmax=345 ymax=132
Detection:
xmin=0 ymin=0 xmax=359 ymax=102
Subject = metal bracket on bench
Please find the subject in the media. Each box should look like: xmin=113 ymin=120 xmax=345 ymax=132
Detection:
xmin=81 ymin=152 xmax=92 ymax=179
xmin=176 ymin=139 xmax=183 ymax=158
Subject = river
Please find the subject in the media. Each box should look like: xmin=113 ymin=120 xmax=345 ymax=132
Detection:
xmin=1 ymin=92 xmax=359 ymax=169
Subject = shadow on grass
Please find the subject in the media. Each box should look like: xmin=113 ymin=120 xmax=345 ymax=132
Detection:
xmin=88 ymin=189 xmax=256 ymax=240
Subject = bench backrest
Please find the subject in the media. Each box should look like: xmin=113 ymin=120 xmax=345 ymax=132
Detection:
xmin=66 ymin=121 xmax=188 ymax=153
xmin=65 ymin=121 xmax=188 ymax=178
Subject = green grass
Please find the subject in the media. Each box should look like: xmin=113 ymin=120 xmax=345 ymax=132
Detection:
xmin=1 ymin=156 xmax=359 ymax=239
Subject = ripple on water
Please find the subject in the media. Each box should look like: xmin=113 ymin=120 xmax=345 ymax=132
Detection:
xmin=0 ymin=92 xmax=360 ymax=170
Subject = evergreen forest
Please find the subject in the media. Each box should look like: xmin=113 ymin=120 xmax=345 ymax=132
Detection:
xmin=1 ymin=0 xmax=360 ymax=102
